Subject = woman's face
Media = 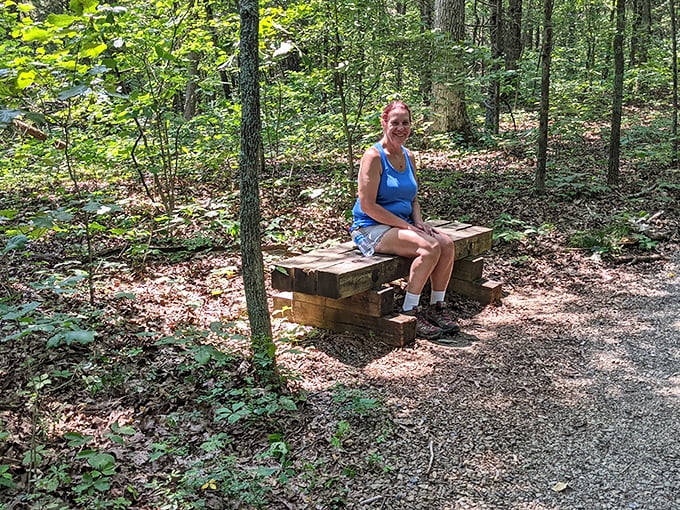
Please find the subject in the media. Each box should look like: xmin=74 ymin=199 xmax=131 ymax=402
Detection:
xmin=382 ymin=108 xmax=412 ymax=144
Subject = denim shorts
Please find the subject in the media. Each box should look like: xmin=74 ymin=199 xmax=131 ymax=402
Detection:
xmin=351 ymin=224 xmax=392 ymax=252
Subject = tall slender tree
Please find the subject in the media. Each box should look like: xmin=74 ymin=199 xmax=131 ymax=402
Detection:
xmin=535 ymin=0 xmax=554 ymax=194
xmin=505 ymin=0 xmax=522 ymax=108
xmin=239 ymin=0 xmax=276 ymax=375
xmin=485 ymin=0 xmax=502 ymax=134
xmin=671 ymin=0 xmax=679 ymax=167
xmin=431 ymin=0 xmax=475 ymax=138
xmin=608 ymin=0 xmax=626 ymax=187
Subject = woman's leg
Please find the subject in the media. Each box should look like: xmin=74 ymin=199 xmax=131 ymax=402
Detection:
xmin=428 ymin=232 xmax=455 ymax=294
xmin=375 ymin=227 xmax=442 ymax=295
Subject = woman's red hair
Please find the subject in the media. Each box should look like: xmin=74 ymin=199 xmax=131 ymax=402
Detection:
xmin=381 ymin=101 xmax=412 ymax=122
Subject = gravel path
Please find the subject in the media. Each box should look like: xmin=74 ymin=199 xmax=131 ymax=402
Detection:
xmin=283 ymin=253 xmax=680 ymax=509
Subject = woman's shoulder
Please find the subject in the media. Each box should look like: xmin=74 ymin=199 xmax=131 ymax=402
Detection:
xmin=362 ymin=144 xmax=382 ymax=160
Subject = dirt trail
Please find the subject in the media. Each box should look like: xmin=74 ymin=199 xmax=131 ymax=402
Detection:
xmin=280 ymin=251 xmax=680 ymax=509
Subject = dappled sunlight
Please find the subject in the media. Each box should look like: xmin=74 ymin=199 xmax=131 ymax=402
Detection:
xmin=655 ymin=376 xmax=680 ymax=399
xmin=363 ymin=356 xmax=435 ymax=380
xmin=591 ymin=348 xmax=636 ymax=373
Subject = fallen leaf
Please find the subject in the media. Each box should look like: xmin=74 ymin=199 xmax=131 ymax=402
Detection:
xmin=552 ymin=481 xmax=569 ymax=492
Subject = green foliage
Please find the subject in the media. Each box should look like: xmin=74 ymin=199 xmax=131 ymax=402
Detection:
xmin=568 ymin=211 xmax=659 ymax=255
xmin=1 ymin=299 xmax=97 ymax=347
xmin=493 ymin=214 xmax=553 ymax=243
xmin=330 ymin=383 xmax=381 ymax=417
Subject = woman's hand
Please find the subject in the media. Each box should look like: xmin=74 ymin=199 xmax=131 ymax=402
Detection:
xmin=412 ymin=221 xmax=436 ymax=236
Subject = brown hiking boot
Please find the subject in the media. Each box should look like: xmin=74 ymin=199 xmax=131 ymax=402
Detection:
xmin=404 ymin=306 xmax=443 ymax=340
xmin=428 ymin=301 xmax=460 ymax=334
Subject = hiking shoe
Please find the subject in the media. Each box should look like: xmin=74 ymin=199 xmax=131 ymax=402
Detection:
xmin=404 ymin=306 xmax=443 ymax=340
xmin=428 ymin=301 xmax=460 ymax=334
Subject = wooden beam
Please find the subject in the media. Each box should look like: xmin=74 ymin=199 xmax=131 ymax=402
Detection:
xmin=449 ymin=278 xmax=502 ymax=305
xmin=272 ymin=291 xmax=415 ymax=346
xmin=271 ymin=222 xmax=493 ymax=299
xmin=452 ymin=256 xmax=484 ymax=282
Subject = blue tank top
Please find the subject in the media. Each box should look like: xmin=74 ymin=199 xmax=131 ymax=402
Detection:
xmin=351 ymin=143 xmax=418 ymax=230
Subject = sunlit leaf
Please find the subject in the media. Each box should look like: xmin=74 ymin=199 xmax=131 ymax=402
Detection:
xmin=22 ymin=27 xmax=51 ymax=42
xmin=47 ymin=13 xmax=77 ymax=27
xmin=16 ymin=71 xmax=36 ymax=89
xmin=79 ymin=42 xmax=107 ymax=59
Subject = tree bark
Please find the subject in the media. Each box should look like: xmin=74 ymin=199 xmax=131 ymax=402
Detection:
xmin=535 ymin=0 xmax=554 ymax=195
xmin=419 ymin=0 xmax=434 ymax=104
xmin=431 ymin=0 xmax=475 ymax=139
xmin=671 ymin=0 xmax=678 ymax=167
xmin=239 ymin=0 xmax=275 ymax=370
xmin=608 ymin=0 xmax=626 ymax=187
xmin=505 ymin=0 xmax=522 ymax=68
xmin=629 ymin=0 xmax=651 ymax=66
xmin=485 ymin=0 xmax=502 ymax=135
xmin=183 ymin=50 xmax=199 ymax=120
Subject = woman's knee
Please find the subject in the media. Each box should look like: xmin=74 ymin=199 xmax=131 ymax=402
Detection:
xmin=438 ymin=235 xmax=455 ymax=259
xmin=419 ymin=238 xmax=441 ymax=260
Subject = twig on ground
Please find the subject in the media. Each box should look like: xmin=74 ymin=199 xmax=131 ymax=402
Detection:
xmin=426 ymin=438 xmax=435 ymax=475
xmin=360 ymin=495 xmax=383 ymax=505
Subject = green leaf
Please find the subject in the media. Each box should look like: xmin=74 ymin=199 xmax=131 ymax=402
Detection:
xmin=61 ymin=330 xmax=96 ymax=345
xmin=79 ymin=42 xmax=107 ymax=59
xmin=278 ymin=396 xmax=297 ymax=411
xmin=70 ymin=0 xmax=98 ymax=14
xmin=110 ymin=420 xmax=135 ymax=435
xmin=0 ymin=110 xmax=22 ymax=127
xmin=1 ymin=301 xmax=41 ymax=320
xmin=3 ymin=234 xmax=28 ymax=255
xmin=194 ymin=345 xmax=212 ymax=365
xmin=64 ymin=432 xmax=94 ymax=447
xmin=16 ymin=71 xmax=36 ymax=89
xmin=47 ymin=13 xmax=77 ymax=27
xmin=154 ymin=44 xmax=176 ymax=61
xmin=88 ymin=453 xmax=115 ymax=471
xmin=22 ymin=27 xmax=51 ymax=42
xmin=57 ymin=85 xmax=89 ymax=100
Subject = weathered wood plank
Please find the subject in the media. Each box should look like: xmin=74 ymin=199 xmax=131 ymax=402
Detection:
xmin=272 ymin=291 xmax=415 ymax=346
xmin=282 ymin=287 xmax=395 ymax=317
xmin=452 ymin=256 xmax=484 ymax=282
xmin=448 ymin=278 xmax=502 ymax=305
xmin=271 ymin=223 xmax=494 ymax=299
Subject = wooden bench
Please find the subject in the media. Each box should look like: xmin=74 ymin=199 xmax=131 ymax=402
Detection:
xmin=271 ymin=220 xmax=501 ymax=346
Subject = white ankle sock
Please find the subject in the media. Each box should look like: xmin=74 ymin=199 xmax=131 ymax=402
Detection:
xmin=402 ymin=292 xmax=421 ymax=312
xmin=430 ymin=290 xmax=446 ymax=305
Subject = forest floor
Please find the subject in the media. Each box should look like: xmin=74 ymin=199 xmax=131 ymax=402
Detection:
xmin=1 ymin=137 xmax=679 ymax=509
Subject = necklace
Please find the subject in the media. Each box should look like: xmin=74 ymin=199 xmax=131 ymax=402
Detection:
xmin=386 ymin=149 xmax=405 ymax=171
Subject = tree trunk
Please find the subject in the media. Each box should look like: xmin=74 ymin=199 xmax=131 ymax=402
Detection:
xmin=183 ymin=50 xmax=199 ymax=121
xmin=239 ymin=0 xmax=275 ymax=374
xmin=419 ymin=0 xmax=434 ymax=104
xmin=671 ymin=0 xmax=678 ymax=167
xmin=431 ymin=0 xmax=475 ymax=139
xmin=505 ymin=0 xmax=522 ymax=109
xmin=629 ymin=0 xmax=651 ymax=66
xmin=535 ymin=0 xmax=554 ymax=195
xmin=608 ymin=0 xmax=626 ymax=187
xmin=485 ymin=0 xmax=502 ymax=135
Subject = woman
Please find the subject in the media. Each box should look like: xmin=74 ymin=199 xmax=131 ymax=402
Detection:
xmin=350 ymin=101 xmax=459 ymax=340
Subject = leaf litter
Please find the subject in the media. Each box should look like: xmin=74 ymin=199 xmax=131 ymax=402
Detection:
xmin=1 ymin=138 xmax=679 ymax=509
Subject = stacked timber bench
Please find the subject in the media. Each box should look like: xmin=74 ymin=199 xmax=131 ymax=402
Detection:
xmin=271 ymin=220 xmax=501 ymax=346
